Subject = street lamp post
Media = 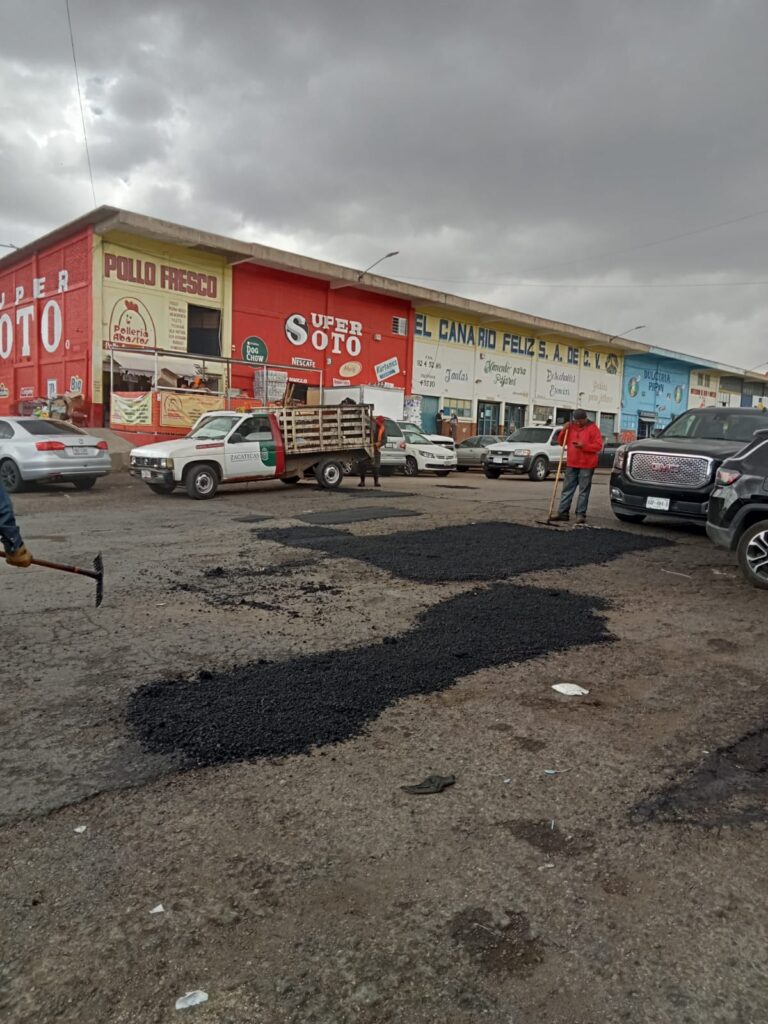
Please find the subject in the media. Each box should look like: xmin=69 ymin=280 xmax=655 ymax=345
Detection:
xmin=606 ymin=324 xmax=646 ymax=344
xmin=357 ymin=251 xmax=399 ymax=281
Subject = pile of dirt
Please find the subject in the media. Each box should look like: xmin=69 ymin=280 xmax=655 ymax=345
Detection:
xmin=255 ymin=520 xmax=673 ymax=582
xmin=128 ymin=583 xmax=613 ymax=767
xmin=632 ymin=726 xmax=768 ymax=826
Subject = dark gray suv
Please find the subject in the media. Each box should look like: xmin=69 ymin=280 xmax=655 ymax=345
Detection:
xmin=610 ymin=407 xmax=768 ymax=524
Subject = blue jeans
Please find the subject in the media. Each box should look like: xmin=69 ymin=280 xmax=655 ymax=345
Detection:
xmin=0 ymin=481 xmax=23 ymax=553
xmin=558 ymin=467 xmax=594 ymax=517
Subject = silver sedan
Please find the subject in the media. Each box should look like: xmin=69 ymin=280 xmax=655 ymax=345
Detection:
xmin=455 ymin=434 xmax=503 ymax=471
xmin=0 ymin=417 xmax=112 ymax=492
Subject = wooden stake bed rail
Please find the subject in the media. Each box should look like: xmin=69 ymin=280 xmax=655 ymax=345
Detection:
xmin=276 ymin=404 xmax=374 ymax=456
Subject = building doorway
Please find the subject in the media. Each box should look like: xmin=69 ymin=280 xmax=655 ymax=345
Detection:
xmin=477 ymin=401 xmax=501 ymax=435
xmin=420 ymin=396 xmax=439 ymax=434
xmin=503 ymin=403 xmax=526 ymax=435
xmin=637 ymin=414 xmax=656 ymax=439
xmin=599 ymin=412 xmax=616 ymax=439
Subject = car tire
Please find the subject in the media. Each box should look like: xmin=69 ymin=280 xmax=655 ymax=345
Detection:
xmin=148 ymin=482 xmax=177 ymax=495
xmin=185 ymin=463 xmax=220 ymax=500
xmin=736 ymin=519 xmax=768 ymax=590
xmin=73 ymin=477 xmax=97 ymax=491
xmin=613 ymin=511 xmax=646 ymax=524
xmin=314 ymin=459 xmax=343 ymax=490
xmin=0 ymin=459 xmax=24 ymax=493
xmin=528 ymin=456 xmax=549 ymax=482
xmin=404 ymin=455 xmax=419 ymax=477
xmin=484 ymin=466 xmax=501 ymax=479
xmin=280 ymin=475 xmax=301 ymax=485
xmin=456 ymin=465 xmax=470 ymax=472
xmin=435 ymin=470 xmax=451 ymax=477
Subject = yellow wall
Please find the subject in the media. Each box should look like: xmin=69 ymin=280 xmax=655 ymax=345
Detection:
xmin=92 ymin=232 xmax=232 ymax=404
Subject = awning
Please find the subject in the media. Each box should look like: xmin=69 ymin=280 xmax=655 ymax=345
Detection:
xmin=107 ymin=351 xmax=226 ymax=379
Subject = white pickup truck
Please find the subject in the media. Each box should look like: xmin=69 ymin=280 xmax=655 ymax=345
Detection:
xmin=484 ymin=425 xmax=563 ymax=481
xmin=130 ymin=406 xmax=373 ymax=498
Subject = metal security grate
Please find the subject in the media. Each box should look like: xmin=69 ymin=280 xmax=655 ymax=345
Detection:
xmin=392 ymin=316 xmax=408 ymax=336
xmin=628 ymin=451 xmax=712 ymax=488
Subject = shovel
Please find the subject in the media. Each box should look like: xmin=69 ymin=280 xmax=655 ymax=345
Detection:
xmin=2 ymin=551 xmax=104 ymax=607
xmin=536 ymin=426 xmax=569 ymax=526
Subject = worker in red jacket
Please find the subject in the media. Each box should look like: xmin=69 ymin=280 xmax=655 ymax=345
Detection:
xmin=551 ymin=409 xmax=604 ymax=524
xmin=358 ymin=415 xmax=386 ymax=487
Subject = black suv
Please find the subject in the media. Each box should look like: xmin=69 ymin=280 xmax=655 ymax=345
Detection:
xmin=707 ymin=428 xmax=768 ymax=589
xmin=610 ymin=406 xmax=768 ymax=524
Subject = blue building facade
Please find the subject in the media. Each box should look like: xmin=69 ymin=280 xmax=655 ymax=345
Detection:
xmin=620 ymin=354 xmax=691 ymax=440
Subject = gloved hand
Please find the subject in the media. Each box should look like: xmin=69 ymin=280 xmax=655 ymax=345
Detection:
xmin=6 ymin=544 xmax=32 ymax=568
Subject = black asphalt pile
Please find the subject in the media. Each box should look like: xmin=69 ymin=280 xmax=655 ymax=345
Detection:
xmin=256 ymin=521 xmax=673 ymax=583
xmin=632 ymin=726 xmax=768 ymax=827
xmin=128 ymin=583 xmax=613 ymax=767
xmin=295 ymin=507 xmax=422 ymax=525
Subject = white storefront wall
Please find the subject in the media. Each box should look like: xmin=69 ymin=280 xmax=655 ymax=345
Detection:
xmin=413 ymin=312 xmax=623 ymax=431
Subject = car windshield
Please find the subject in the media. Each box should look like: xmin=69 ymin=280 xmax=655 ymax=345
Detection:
xmin=17 ymin=419 xmax=85 ymax=436
xmin=402 ymin=427 xmax=429 ymax=443
xmin=188 ymin=415 xmax=239 ymax=440
xmin=505 ymin=427 xmax=551 ymax=443
xmin=662 ymin=411 xmax=766 ymax=442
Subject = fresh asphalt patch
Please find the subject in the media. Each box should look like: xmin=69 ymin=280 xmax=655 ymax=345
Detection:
xmin=255 ymin=521 xmax=674 ymax=583
xmin=295 ymin=506 xmax=423 ymax=525
xmin=632 ymin=725 xmax=768 ymax=827
xmin=128 ymin=583 xmax=613 ymax=768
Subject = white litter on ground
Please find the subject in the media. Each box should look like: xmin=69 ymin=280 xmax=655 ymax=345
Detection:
xmin=552 ymin=683 xmax=589 ymax=696
xmin=175 ymin=991 xmax=208 ymax=1010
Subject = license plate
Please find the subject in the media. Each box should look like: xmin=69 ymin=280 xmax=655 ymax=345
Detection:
xmin=141 ymin=470 xmax=152 ymax=480
xmin=491 ymin=456 xmax=503 ymax=463
xmin=68 ymin=446 xmax=96 ymax=457
xmin=646 ymin=496 xmax=670 ymax=511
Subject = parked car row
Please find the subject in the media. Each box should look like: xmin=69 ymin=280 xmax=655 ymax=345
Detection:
xmin=0 ymin=416 xmax=112 ymax=492
xmin=609 ymin=405 xmax=768 ymax=589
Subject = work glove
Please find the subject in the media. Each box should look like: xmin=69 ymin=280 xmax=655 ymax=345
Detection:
xmin=6 ymin=544 xmax=32 ymax=568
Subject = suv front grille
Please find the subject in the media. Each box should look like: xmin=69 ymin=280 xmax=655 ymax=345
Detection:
xmin=628 ymin=451 xmax=712 ymax=488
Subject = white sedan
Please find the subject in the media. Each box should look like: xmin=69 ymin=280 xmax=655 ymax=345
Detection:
xmin=397 ymin=422 xmax=457 ymax=477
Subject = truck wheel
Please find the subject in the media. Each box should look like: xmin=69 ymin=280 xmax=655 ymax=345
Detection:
xmin=528 ymin=456 xmax=549 ymax=481
xmin=148 ymin=482 xmax=177 ymax=495
xmin=185 ymin=464 xmax=219 ymax=500
xmin=280 ymin=475 xmax=301 ymax=485
xmin=737 ymin=520 xmax=768 ymax=590
xmin=315 ymin=459 xmax=343 ymax=489
xmin=404 ymin=455 xmax=419 ymax=477
xmin=0 ymin=459 xmax=24 ymax=493
xmin=484 ymin=466 xmax=501 ymax=479
xmin=613 ymin=511 xmax=646 ymax=524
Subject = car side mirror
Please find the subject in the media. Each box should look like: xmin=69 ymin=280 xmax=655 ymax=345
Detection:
xmin=229 ymin=432 xmax=244 ymax=445
xmin=651 ymin=428 xmax=662 ymax=438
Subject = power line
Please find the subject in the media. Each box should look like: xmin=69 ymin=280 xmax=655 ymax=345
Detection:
xmin=395 ymin=275 xmax=768 ymax=290
xmin=516 ymin=207 xmax=768 ymax=276
xmin=65 ymin=0 xmax=96 ymax=207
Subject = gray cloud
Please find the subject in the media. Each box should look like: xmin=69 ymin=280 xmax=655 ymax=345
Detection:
xmin=1 ymin=0 xmax=766 ymax=368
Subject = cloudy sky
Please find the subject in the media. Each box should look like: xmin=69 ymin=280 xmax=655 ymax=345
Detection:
xmin=1 ymin=0 xmax=766 ymax=369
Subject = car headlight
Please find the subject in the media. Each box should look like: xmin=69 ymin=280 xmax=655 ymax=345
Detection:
xmin=162 ymin=457 xmax=175 ymax=470
xmin=613 ymin=446 xmax=627 ymax=471
xmin=418 ymin=450 xmax=431 ymax=457
xmin=513 ymin=449 xmax=531 ymax=456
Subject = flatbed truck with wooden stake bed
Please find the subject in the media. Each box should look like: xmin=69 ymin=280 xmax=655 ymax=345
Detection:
xmin=129 ymin=405 xmax=373 ymax=499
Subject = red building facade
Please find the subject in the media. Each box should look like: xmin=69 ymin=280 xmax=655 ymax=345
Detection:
xmin=0 ymin=229 xmax=94 ymax=424
xmin=231 ymin=264 xmax=413 ymax=399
